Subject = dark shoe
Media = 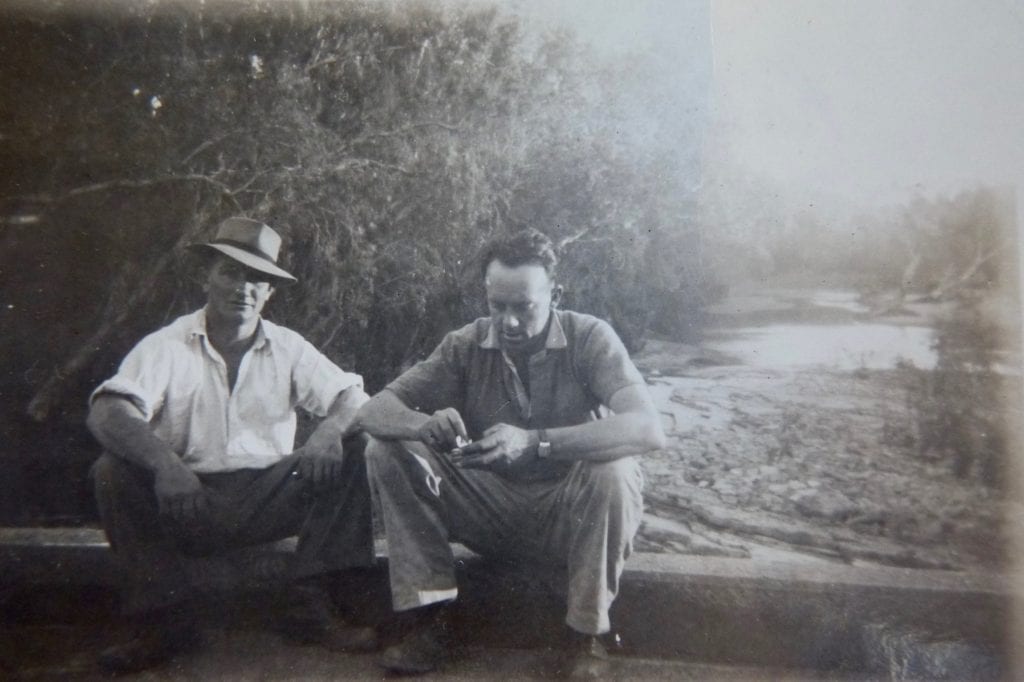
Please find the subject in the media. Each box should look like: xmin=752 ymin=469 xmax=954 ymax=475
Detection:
xmin=279 ymin=612 xmax=379 ymax=652
xmin=378 ymin=605 xmax=452 ymax=675
xmin=277 ymin=584 xmax=378 ymax=652
xmin=560 ymin=630 xmax=611 ymax=679
xmin=97 ymin=611 xmax=203 ymax=674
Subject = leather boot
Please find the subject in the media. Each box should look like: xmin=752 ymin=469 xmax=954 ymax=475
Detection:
xmin=378 ymin=603 xmax=453 ymax=675
xmin=276 ymin=581 xmax=378 ymax=652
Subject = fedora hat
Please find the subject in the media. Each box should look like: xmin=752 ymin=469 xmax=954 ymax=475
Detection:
xmin=188 ymin=217 xmax=297 ymax=284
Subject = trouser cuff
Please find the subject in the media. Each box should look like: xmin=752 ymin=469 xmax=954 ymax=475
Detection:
xmin=566 ymin=609 xmax=609 ymax=636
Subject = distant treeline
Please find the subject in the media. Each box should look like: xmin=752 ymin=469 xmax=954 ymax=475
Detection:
xmin=704 ymin=180 xmax=1017 ymax=304
xmin=0 ymin=1 xmax=707 ymax=522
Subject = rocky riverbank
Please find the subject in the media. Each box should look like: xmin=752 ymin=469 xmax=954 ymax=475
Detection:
xmin=632 ymin=336 xmax=1015 ymax=572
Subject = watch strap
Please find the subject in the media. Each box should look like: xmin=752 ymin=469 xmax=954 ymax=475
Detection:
xmin=537 ymin=429 xmax=551 ymax=459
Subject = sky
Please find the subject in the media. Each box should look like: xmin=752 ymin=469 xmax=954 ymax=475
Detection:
xmin=455 ymin=0 xmax=1023 ymax=216
xmin=709 ymin=0 xmax=1024 ymax=213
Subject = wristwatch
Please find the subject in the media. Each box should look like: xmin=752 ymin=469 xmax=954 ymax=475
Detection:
xmin=536 ymin=429 xmax=552 ymax=459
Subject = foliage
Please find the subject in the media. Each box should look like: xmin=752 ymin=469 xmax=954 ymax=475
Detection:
xmin=899 ymin=299 xmax=1018 ymax=490
xmin=698 ymin=158 xmax=1015 ymax=301
xmin=0 ymin=1 xmax=706 ymax=521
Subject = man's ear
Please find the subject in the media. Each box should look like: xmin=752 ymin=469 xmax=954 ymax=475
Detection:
xmin=551 ymin=284 xmax=563 ymax=308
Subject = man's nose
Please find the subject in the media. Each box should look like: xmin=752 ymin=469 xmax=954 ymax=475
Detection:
xmin=503 ymin=315 xmax=521 ymax=330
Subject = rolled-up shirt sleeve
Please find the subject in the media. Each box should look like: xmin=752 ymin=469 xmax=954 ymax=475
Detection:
xmin=291 ymin=338 xmax=363 ymax=417
xmin=88 ymin=335 xmax=174 ymax=421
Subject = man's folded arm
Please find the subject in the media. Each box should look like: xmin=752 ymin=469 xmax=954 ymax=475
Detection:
xmin=86 ymin=394 xmax=186 ymax=475
xmin=356 ymin=389 xmax=432 ymax=442
xmin=538 ymin=384 xmax=666 ymax=463
xmin=297 ymin=385 xmax=370 ymax=456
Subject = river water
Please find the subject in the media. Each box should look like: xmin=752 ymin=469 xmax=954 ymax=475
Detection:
xmin=702 ymin=289 xmax=938 ymax=371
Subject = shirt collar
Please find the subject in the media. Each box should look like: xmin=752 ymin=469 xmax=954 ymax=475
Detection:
xmin=479 ymin=310 xmax=568 ymax=351
xmin=189 ymin=307 xmax=270 ymax=350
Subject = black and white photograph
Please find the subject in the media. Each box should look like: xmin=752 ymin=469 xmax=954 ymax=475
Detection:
xmin=1 ymin=0 xmax=1022 ymax=679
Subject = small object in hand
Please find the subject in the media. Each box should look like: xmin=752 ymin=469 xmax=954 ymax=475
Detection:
xmin=449 ymin=435 xmax=470 ymax=457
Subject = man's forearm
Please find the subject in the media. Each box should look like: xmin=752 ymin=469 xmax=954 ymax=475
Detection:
xmin=356 ymin=389 xmax=429 ymax=441
xmin=301 ymin=386 xmax=370 ymax=452
xmin=86 ymin=396 xmax=185 ymax=474
xmin=542 ymin=411 xmax=666 ymax=463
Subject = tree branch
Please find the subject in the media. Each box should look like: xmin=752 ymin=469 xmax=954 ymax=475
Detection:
xmin=332 ymin=158 xmax=414 ymax=176
xmin=179 ymin=132 xmax=239 ymax=166
xmin=4 ymin=174 xmax=239 ymax=207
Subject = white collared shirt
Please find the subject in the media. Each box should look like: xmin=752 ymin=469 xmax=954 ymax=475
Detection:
xmin=90 ymin=308 xmax=362 ymax=472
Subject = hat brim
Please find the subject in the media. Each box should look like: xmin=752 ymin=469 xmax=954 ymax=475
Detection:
xmin=188 ymin=243 xmax=297 ymax=284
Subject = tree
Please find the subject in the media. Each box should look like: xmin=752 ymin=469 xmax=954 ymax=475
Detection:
xmin=0 ymin=0 xmax=708 ymax=522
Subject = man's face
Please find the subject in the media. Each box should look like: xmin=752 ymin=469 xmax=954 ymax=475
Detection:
xmin=484 ymin=260 xmax=557 ymax=352
xmin=204 ymin=256 xmax=275 ymax=327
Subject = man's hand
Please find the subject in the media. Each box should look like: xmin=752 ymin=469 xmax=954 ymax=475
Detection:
xmin=416 ymin=408 xmax=468 ymax=453
xmin=154 ymin=461 xmax=208 ymax=524
xmin=294 ymin=443 xmax=346 ymax=492
xmin=451 ymin=423 xmax=538 ymax=471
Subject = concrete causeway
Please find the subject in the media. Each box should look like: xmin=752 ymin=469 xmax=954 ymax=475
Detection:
xmin=1 ymin=527 xmax=1018 ymax=679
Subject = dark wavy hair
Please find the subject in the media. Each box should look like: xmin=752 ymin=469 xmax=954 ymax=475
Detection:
xmin=477 ymin=228 xmax=558 ymax=279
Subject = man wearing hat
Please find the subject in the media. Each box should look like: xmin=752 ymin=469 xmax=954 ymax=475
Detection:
xmin=87 ymin=217 xmax=376 ymax=673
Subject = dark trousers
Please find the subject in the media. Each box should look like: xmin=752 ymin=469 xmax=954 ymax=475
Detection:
xmin=92 ymin=441 xmax=374 ymax=615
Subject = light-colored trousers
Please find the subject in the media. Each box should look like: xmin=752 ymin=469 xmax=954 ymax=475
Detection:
xmin=92 ymin=442 xmax=375 ymax=615
xmin=366 ymin=438 xmax=644 ymax=635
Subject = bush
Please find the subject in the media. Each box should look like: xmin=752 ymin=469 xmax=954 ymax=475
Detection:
xmin=0 ymin=1 xmax=708 ymax=521
xmin=903 ymin=300 xmax=1015 ymax=489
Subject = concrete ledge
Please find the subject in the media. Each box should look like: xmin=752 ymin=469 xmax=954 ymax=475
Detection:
xmin=624 ymin=551 xmax=1013 ymax=594
xmin=4 ymin=527 xmax=1010 ymax=593
xmin=2 ymin=527 xmax=1016 ymax=678
xmin=611 ymin=554 xmax=1015 ymax=676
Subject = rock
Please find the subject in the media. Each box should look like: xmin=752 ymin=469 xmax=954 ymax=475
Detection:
xmin=712 ymin=480 xmax=736 ymax=495
xmin=758 ymin=465 xmax=781 ymax=478
xmin=920 ymin=520 xmax=947 ymax=544
xmin=791 ymin=489 xmax=859 ymax=522
xmin=848 ymin=509 xmax=890 ymax=530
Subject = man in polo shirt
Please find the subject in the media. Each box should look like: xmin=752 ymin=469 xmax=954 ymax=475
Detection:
xmin=359 ymin=228 xmax=666 ymax=677
xmin=87 ymin=217 xmax=376 ymax=673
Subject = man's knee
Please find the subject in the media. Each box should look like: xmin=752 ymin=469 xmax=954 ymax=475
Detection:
xmin=92 ymin=452 xmax=145 ymax=500
xmin=342 ymin=432 xmax=369 ymax=458
xmin=576 ymin=457 xmax=643 ymax=509
xmin=365 ymin=438 xmax=444 ymax=499
xmin=365 ymin=437 xmax=407 ymax=482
